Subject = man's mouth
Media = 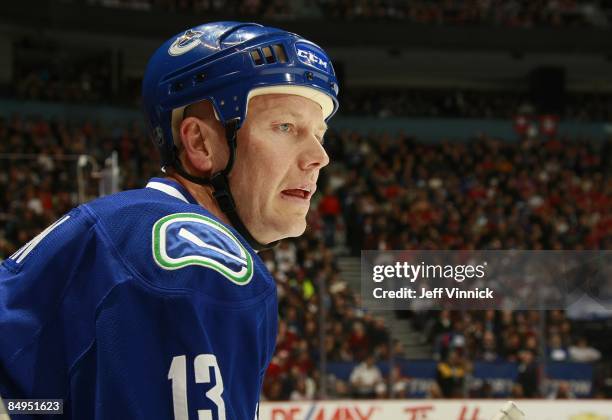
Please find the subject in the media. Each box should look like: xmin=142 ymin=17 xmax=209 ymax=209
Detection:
xmin=281 ymin=188 xmax=313 ymax=200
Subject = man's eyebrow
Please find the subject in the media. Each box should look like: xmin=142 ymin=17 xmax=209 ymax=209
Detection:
xmin=271 ymin=110 xmax=328 ymax=132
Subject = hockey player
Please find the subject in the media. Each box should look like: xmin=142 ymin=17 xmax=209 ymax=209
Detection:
xmin=0 ymin=21 xmax=339 ymax=419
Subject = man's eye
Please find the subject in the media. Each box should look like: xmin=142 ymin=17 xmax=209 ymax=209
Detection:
xmin=278 ymin=123 xmax=292 ymax=132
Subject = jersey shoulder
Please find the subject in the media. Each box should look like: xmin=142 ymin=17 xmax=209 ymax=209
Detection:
xmin=3 ymin=206 xmax=99 ymax=274
xmin=85 ymin=183 xmax=275 ymax=303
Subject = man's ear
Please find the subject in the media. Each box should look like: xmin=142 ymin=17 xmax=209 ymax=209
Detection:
xmin=178 ymin=116 xmax=215 ymax=174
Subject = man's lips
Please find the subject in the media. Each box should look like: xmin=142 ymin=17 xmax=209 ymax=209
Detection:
xmin=281 ymin=186 xmax=315 ymax=200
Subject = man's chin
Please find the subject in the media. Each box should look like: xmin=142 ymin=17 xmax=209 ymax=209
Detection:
xmin=273 ymin=219 xmax=308 ymax=241
xmin=290 ymin=221 xmax=308 ymax=238
xmin=250 ymin=218 xmax=307 ymax=244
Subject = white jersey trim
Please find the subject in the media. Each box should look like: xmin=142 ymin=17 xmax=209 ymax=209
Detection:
xmin=146 ymin=181 xmax=189 ymax=204
xmin=12 ymin=215 xmax=71 ymax=263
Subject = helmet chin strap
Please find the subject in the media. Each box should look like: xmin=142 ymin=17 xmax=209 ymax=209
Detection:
xmin=170 ymin=118 xmax=279 ymax=251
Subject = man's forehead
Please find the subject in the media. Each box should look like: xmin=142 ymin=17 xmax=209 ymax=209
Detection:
xmin=248 ymin=93 xmax=327 ymax=127
xmin=246 ymin=85 xmax=335 ymax=120
xmin=249 ymin=93 xmax=320 ymax=109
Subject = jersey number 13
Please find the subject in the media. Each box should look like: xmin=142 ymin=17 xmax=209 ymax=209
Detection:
xmin=168 ymin=354 xmax=226 ymax=420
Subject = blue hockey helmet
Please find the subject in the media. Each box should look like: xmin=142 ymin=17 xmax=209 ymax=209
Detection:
xmin=142 ymin=21 xmax=339 ymax=169
xmin=141 ymin=22 xmax=340 ymax=250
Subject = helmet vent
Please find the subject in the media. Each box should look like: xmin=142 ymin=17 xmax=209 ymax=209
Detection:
xmin=262 ymin=46 xmax=275 ymax=64
xmin=271 ymin=44 xmax=287 ymax=63
xmin=250 ymin=50 xmax=264 ymax=66
xmin=250 ymin=44 xmax=287 ymax=66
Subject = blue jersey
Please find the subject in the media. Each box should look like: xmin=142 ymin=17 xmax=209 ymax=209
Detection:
xmin=0 ymin=178 xmax=278 ymax=420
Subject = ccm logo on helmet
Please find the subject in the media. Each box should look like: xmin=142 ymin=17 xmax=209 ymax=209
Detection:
xmin=168 ymin=29 xmax=204 ymax=56
xmin=296 ymin=44 xmax=329 ymax=71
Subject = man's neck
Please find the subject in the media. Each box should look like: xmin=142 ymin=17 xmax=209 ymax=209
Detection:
xmin=166 ymin=174 xmax=232 ymax=226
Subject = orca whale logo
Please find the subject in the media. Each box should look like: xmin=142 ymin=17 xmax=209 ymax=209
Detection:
xmin=168 ymin=29 xmax=204 ymax=56
xmin=153 ymin=213 xmax=253 ymax=285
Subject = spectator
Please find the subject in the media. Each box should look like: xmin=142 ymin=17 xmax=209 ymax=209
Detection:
xmin=329 ymin=377 xmax=351 ymax=399
xmin=348 ymin=321 xmax=370 ymax=361
xmin=289 ymin=372 xmax=316 ymax=400
xmin=427 ymin=382 xmax=444 ymax=399
xmin=318 ymin=185 xmax=342 ymax=247
xmin=548 ymin=381 xmax=576 ymax=399
xmin=516 ymin=350 xmax=540 ymax=398
xmin=436 ymin=350 xmax=467 ymax=398
xmin=548 ymin=333 xmax=569 ymax=361
xmin=568 ymin=337 xmax=601 ymax=363
xmin=349 ymin=355 xmax=384 ymax=399
xmin=473 ymin=381 xmax=494 ymax=398
xmin=510 ymin=383 xmax=524 ymax=399
xmin=388 ymin=365 xmax=410 ymax=398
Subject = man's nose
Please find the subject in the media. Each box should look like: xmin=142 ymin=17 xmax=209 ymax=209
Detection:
xmin=299 ymin=136 xmax=330 ymax=171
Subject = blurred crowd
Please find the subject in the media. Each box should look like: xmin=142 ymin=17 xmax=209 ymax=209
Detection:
xmin=316 ymin=0 xmax=610 ymax=26
xmin=0 ymin=116 xmax=157 ymax=256
xmin=83 ymin=0 xmax=611 ymax=27
xmin=11 ymin=37 xmax=117 ymax=104
xmin=15 ymin=62 xmax=112 ymax=104
xmin=316 ymin=126 xmax=609 ymax=399
xmin=11 ymin=61 xmax=612 ymax=121
xmin=257 ymin=236 xmax=400 ymax=400
xmin=85 ymin=0 xmax=296 ymax=18
xmin=340 ymin=90 xmax=612 ymax=122
xmin=420 ymin=309 xmax=603 ymax=399
xmin=0 ymin=113 xmax=610 ymax=400
xmin=319 ymin=130 xmax=611 ymax=253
